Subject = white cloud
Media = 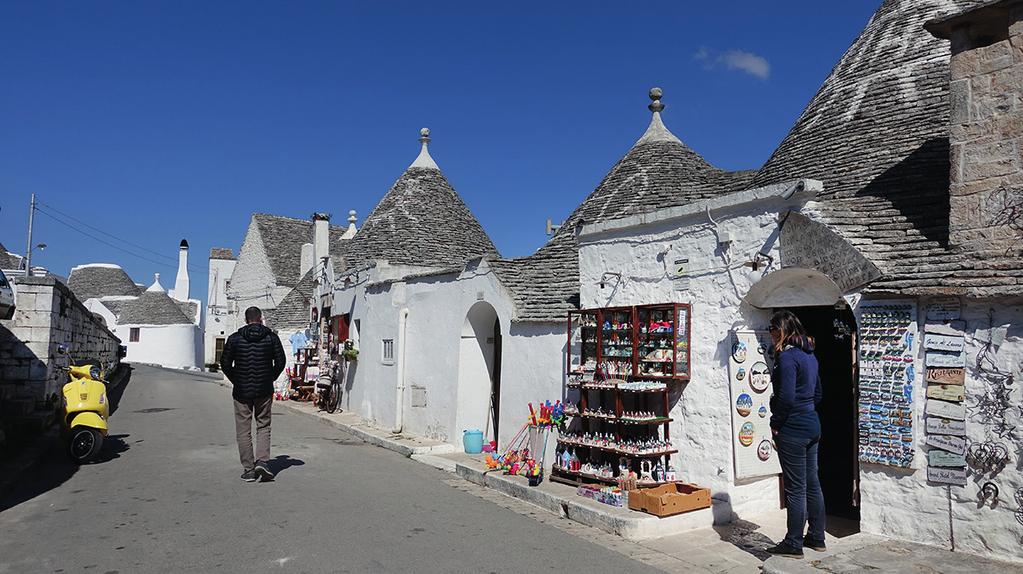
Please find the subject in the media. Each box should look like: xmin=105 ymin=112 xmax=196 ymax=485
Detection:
xmin=693 ymin=47 xmax=770 ymax=80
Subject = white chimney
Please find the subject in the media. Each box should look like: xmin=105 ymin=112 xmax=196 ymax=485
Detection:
xmin=171 ymin=239 xmax=189 ymax=302
xmin=342 ymin=210 xmax=358 ymax=240
xmin=300 ymin=243 xmax=314 ymax=278
xmin=312 ymin=213 xmax=331 ymax=306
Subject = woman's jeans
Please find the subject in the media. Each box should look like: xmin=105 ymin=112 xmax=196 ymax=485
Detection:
xmin=776 ymin=432 xmax=826 ymax=548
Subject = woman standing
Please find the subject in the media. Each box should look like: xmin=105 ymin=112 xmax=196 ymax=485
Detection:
xmin=765 ymin=310 xmax=826 ymax=558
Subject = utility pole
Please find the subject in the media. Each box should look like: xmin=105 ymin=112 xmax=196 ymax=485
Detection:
xmin=24 ymin=193 xmax=36 ymax=276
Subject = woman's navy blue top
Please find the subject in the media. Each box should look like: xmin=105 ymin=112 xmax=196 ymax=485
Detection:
xmin=769 ymin=344 xmax=822 ymax=439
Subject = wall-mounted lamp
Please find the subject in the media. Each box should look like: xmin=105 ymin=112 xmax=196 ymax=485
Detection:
xmin=599 ymin=272 xmax=622 ymax=289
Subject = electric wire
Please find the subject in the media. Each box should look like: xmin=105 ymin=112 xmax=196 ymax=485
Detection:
xmin=34 ymin=203 xmax=207 ymax=274
xmin=33 ymin=208 xmax=200 ymax=273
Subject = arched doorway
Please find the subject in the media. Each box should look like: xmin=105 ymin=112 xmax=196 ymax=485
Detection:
xmin=455 ymin=301 xmax=502 ymax=447
xmin=745 ymin=267 xmax=861 ymax=527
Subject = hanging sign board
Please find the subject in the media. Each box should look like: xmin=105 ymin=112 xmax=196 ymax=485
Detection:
xmin=926 ymin=367 xmax=965 ymax=386
xmin=927 ymin=466 xmax=967 ymax=486
xmin=926 ymin=384 xmax=966 ymax=402
xmin=925 ymin=350 xmax=966 ymax=368
xmin=673 ymin=259 xmax=690 ymax=292
xmin=927 ymin=450 xmax=967 ymax=468
xmin=926 ymin=399 xmax=966 ymax=421
xmin=926 ymin=417 xmax=967 ymax=436
xmin=926 ymin=434 xmax=967 ymax=455
xmin=728 ymin=329 xmax=780 ymax=480
xmin=923 ymin=333 xmax=965 ymax=353
xmin=925 ymin=297 xmax=961 ymax=322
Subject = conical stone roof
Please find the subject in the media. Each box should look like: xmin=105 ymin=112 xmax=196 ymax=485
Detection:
xmin=343 ymin=130 xmax=499 ymax=270
xmin=491 ymin=90 xmax=754 ymax=322
xmin=68 ymin=264 xmax=141 ymax=301
xmin=752 ymin=0 xmax=1005 ymax=295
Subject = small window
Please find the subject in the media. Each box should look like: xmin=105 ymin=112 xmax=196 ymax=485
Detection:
xmin=382 ymin=338 xmax=394 ymax=364
xmin=130 ymin=328 xmax=140 ymax=342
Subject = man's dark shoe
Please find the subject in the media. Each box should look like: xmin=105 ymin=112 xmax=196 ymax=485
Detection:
xmin=240 ymin=469 xmax=257 ymax=482
xmin=254 ymin=463 xmax=275 ymax=482
xmin=765 ymin=543 xmax=804 ymax=558
xmin=803 ymin=537 xmax=826 ymax=552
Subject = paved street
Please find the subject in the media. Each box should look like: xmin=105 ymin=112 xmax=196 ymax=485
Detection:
xmin=0 ymin=365 xmax=652 ymax=574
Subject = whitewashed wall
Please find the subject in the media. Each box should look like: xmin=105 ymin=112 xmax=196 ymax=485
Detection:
xmin=857 ymin=295 xmax=1023 ymax=563
xmin=332 ymin=261 xmax=565 ymax=450
xmin=226 ymin=219 xmax=290 ymax=332
xmin=205 ymin=257 xmax=237 ymax=364
xmin=115 ymin=323 xmax=199 ymax=369
xmin=578 ymin=196 xmax=811 ymax=521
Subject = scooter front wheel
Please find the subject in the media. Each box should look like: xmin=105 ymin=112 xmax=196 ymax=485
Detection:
xmin=68 ymin=427 xmax=103 ymax=463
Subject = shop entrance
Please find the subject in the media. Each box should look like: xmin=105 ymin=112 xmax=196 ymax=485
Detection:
xmin=790 ymin=305 xmax=860 ymax=523
xmin=456 ymin=302 xmax=502 ymax=447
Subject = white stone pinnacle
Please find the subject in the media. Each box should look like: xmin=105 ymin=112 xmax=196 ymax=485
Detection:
xmin=409 ymin=127 xmax=440 ymax=169
xmin=636 ymin=87 xmax=681 ymax=145
xmin=147 ymin=273 xmax=166 ymax=293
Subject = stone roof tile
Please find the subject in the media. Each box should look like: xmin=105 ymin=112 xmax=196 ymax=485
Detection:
xmin=752 ymin=0 xmax=1016 ymax=296
xmin=67 ymin=264 xmax=141 ymax=301
xmin=343 ymin=164 xmax=498 ymax=270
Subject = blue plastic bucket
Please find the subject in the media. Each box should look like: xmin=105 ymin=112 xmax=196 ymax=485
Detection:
xmin=463 ymin=429 xmax=484 ymax=454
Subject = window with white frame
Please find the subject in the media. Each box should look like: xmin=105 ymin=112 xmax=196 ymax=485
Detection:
xmin=382 ymin=338 xmax=394 ymax=364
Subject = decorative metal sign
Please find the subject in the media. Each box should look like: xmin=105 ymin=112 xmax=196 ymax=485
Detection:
xmin=925 ymin=297 xmax=961 ymax=322
xmin=927 ymin=450 xmax=967 ymax=467
xmin=926 ymin=384 xmax=966 ymax=403
xmin=925 ymin=399 xmax=966 ymax=421
xmin=926 ymin=417 xmax=967 ymax=436
xmin=925 ymin=434 xmax=966 ymax=455
xmin=924 ymin=333 xmax=966 ymax=353
xmin=928 ymin=466 xmax=967 ymax=486
xmin=925 ymin=367 xmax=965 ymax=385
xmin=925 ymin=350 xmax=967 ymax=368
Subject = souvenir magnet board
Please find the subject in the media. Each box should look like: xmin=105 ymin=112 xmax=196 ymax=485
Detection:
xmin=729 ymin=329 xmax=781 ymax=479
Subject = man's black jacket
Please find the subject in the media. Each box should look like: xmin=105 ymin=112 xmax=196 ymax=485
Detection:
xmin=221 ymin=323 xmax=287 ymax=401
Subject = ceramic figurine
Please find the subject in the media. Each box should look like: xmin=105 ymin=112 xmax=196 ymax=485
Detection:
xmin=640 ymin=460 xmax=653 ymax=482
xmin=665 ymin=464 xmax=677 ymax=482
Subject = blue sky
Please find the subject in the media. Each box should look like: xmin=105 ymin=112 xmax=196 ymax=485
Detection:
xmin=0 ymin=1 xmax=881 ymax=305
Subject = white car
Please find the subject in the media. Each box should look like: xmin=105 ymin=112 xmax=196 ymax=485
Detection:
xmin=0 ymin=269 xmax=15 ymax=320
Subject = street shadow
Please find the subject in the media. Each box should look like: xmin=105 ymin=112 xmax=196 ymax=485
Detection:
xmin=0 ymin=438 xmax=76 ymax=512
xmin=266 ymin=455 xmax=304 ymax=477
xmin=713 ymin=518 xmax=774 ymax=562
xmin=94 ymin=433 xmax=131 ymax=463
xmin=107 ymin=365 xmax=133 ymax=415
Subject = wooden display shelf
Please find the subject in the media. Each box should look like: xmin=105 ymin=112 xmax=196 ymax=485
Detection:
xmin=557 ymin=439 xmax=677 ymax=458
xmin=621 ymin=417 xmax=673 ymax=425
xmin=550 ymin=467 xmax=679 ymax=489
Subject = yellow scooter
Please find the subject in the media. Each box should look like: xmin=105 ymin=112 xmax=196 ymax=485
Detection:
xmin=58 ymin=347 xmax=109 ymax=463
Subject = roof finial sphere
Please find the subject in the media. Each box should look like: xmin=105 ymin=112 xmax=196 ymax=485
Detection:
xmin=348 ymin=210 xmax=357 ymax=223
xmin=648 ymin=87 xmax=665 ymax=113
xmin=419 ymin=127 xmax=431 ymax=144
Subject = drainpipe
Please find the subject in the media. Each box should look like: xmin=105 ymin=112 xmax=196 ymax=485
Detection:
xmin=393 ymin=308 xmax=409 ymax=434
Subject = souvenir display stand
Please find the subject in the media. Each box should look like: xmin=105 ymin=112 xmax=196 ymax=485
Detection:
xmin=553 ymin=304 xmax=691 ymax=488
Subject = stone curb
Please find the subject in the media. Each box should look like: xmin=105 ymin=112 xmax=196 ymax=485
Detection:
xmin=452 ymin=458 xmax=714 ymax=541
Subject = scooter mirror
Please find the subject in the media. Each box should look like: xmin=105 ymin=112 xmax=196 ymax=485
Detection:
xmin=56 ymin=344 xmax=69 ymax=356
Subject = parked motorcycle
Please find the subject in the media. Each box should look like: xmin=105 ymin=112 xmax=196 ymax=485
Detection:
xmin=57 ymin=345 xmax=109 ymax=463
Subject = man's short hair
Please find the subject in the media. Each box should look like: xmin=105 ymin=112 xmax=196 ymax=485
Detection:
xmin=245 ymin=307 xmax=262 ymax=324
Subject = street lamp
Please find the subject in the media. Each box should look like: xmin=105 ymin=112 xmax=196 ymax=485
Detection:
xmin=24 ymin=243 xmax=46 ymax=274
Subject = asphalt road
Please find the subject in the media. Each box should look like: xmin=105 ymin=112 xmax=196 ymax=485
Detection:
xmin=0 ymin=365 xmax=650 ymax=573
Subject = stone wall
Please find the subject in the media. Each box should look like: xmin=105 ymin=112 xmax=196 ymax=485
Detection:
xmin=0 ymin=276 xmax=121 ymax=443
xmin=858 ymin=295 xmax=1023 ymax=563
xmin=947 ymin=6 xmax=1023 ymax=256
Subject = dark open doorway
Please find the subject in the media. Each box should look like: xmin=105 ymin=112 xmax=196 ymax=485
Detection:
xmin=790 ymin=305 xmax=860 ymax=523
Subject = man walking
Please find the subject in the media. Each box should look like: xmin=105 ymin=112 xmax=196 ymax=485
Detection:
xmin=221 ymin=306 xmax=287 ymax=482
